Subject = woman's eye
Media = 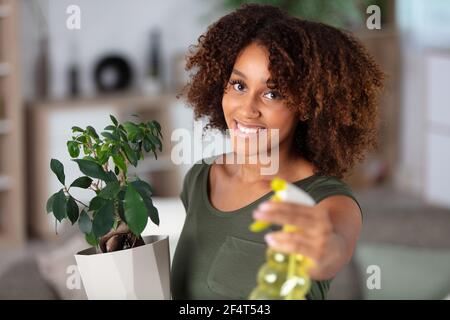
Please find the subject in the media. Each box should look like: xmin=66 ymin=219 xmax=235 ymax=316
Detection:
xmin=229 ymin=80 xmax=246 ymax=92
xmin=264 ymin=91 xmax=282 ymax=100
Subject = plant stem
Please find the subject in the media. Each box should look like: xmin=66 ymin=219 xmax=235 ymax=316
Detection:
xmin=64 ymin=187 xmax=89 ymax=208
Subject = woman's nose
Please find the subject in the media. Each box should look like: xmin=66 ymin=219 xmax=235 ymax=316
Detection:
xmin=240 ymin=96 xmax=260 ymax=118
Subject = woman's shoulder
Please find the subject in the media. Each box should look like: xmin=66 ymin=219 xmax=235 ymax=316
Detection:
xmin=183 ymin=156 xmax=217 ymax=182
xmin=298 ymin=174 xmax=360 ymax=209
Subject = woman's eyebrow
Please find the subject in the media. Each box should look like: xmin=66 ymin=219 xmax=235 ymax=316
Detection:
xmin=232 ymin=68 xmax=271 ymax=85
xmin=232 ymin=68 xmax=247 ymax=78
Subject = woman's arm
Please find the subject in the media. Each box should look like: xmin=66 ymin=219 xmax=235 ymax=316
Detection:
xmin=253 ymin=195 xmax=362 ymax=280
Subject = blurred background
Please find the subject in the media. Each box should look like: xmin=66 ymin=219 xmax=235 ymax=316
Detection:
xmin=0 ymin=0 xmax=449 ymax=300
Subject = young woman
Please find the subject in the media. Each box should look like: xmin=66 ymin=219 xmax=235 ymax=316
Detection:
xmin=171 ymin=4 xmax=383 ymax=300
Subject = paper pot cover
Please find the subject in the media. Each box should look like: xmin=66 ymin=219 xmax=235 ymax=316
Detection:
xmin=74 ymin=235 xmax=170 ymax=300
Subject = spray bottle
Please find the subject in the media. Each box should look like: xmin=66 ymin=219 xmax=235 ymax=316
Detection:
xmin=249 ymin=178 xmax=316 ymax=300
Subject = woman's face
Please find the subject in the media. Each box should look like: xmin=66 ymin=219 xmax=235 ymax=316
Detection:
xmin=222 ymin=42 xmax=298 ymax=158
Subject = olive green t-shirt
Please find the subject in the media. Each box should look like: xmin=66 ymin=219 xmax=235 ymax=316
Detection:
xmin=171 ymin=157 xmax=361 ymax=300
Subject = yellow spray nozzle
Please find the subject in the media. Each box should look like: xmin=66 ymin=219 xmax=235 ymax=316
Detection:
xmin=249 ymin=220 xmax=271 ymax=232
xmin=271 ymin=177 xmax=286 ymax=192
xmin=249 ymin=178 xmax=286 ymax=233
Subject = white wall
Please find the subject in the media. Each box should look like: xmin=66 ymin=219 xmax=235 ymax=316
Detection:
xmin=21 ymin=0 xmax=50 ymax=100
xmin=395 ymin=0 xmax=450 ymax=198
xmin=21 ymin=0 xmax=223 ymax=100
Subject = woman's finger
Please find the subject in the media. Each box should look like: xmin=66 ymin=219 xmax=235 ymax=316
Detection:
xmin=265 ymin=231 xmax=317 ymax=258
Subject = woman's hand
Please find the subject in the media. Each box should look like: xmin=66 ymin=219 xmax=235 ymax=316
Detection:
xmin=253 ymin=200 xmax=335 ymax=278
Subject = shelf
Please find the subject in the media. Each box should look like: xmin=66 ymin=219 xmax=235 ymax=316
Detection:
xmin=0 ymin=4 xmax=10 ymax=18
xmin=0 ymin=175 xmax=10 ymax=192
xmin=0 ymin=62 xmax=10 ymax=77
xmin=0 ymin=119 xmax=10 ymax=134
xmin=30 ymin=91 xmax=177 ymax=110
xmin=0 ymin=0 xmax=25 ymax=246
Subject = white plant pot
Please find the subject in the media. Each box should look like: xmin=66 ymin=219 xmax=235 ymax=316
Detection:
xmin=74 ymin=235 xmax=170 ymax=300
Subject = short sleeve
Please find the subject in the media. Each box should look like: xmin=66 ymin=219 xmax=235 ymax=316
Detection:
xmin=306 ymin=177 xmax=363 ymax=220
xmin=179 ymin=168 xmax=192 ymax=212
xmin=179 ymin=162 xmax=205 ymax=213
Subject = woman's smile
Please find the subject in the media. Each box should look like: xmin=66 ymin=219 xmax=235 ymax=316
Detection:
xmin=233 ymin=119 xmax=268 ymax=138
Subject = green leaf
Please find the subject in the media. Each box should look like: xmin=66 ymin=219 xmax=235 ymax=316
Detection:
xmin=66 ymin=196 xmax=79 ymax=224
xmin=122 ymin=122 xmax=141 ymax=141
xmin=86 ymin=126 xmax=99 ymax=139
xmin=105 ymin=171 xmax=118 ymax=184
xmin=122 ymin=143 xmax=138 ymax=167
xmin=112 ymin=154 xmax=127 ymax=174
xmin=46 ymin=192 xmax=57 ymax=213
xmin=78 ymin=210 xmax=92 ymax=234
xmin=143 ymin=138 xmax=154 ymax=152
xmin=148 ymin=135 xmax=162 ymax=152
xmin=72 ymin=159 xmax=108 ymax=180
xmin=76 ymin=135 xmax=87 ymax=143
xmin=96 ymin=148 xmax=109 ymax=165
xmin=130 ymin=179 xmax=153 ymax=196
xmin=70 ymin=176 xmax=93 ymax=189
xmin=52 ymin=189 xmax=67 ymax=222
xmin=146 ymin=121 xmax=155 ymax=131
xmin=92 ymin=200 xmax=114 ymax=237
xmin=124 ymin=185 xmax=148 ymax=235
xmin=50 ymin=159 xmax=65 ymax=185
xmin=89 ymin=196 xmax=107 ymax=211
xmin=111 ymin=145 xmax=120 ymax=155
xmin=119 ymin=130 xmax=128 ymax=142
xmin=72 ymin=126 xmax=84 ymax=133
xmin=110 ymin=115 xmax=118 ymax=126
xmin=150 ymin=120 xmax=162 ymax=138
xmin=98 ymin=181 xmax=120 ymax=199
xmin=130 ymin=181 xmax=158 ymax=226
xmin=152 ymin=120 xmax=161 ymax=132
xmin=148 ymin=203 xmax=160 ymax=226
xmin=67 ymin=141 xmax=80 ymax=158
xmin=101 ymin=131 xmax=118 ymax=141
xmin=104 ymin=125 xmax=116 ymax=131
xmin=83 ymin=144 xmax=90 ymax=155
xmin=85 ymin=232 xmax=98 ymax=247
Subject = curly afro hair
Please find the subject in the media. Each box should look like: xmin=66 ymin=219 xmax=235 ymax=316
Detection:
xmin=181 ymin=3 xmax=384 ymax=178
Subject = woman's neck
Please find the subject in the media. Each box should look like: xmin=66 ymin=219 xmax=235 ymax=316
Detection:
xmin=222 ymin=141 xmax=314 ymax=184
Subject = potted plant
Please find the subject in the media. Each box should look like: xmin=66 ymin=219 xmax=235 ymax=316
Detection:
xmin=46 ymin=115 xmax=170 ymax=300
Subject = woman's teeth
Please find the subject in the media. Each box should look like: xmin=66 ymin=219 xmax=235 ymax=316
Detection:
xmin=236 ymin=122 xmax=266 ymax=134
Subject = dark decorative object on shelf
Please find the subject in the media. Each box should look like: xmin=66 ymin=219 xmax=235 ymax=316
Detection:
xmin=34 ymin=37 xmax=50 ymax=99
xmin=148 ymin=29 xmax=161 ymax=79
xmin=93 ymin=55 xmax=133 ymax=93
xmin=68 ymin=64 xmax=80 ymax=97
xmin=142 ymin=28 xmax=163 ymax=94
